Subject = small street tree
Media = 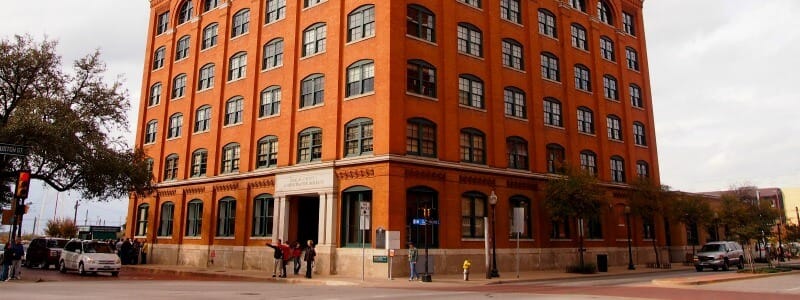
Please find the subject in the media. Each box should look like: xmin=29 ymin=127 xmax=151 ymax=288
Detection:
xmin=720 ymin=186 xmax=780 ymax=269
xmin=628 ymin=179 xmax=675 ymax=267
xmin=0 ymin=35 xmax=152 ymax=205
xmin=670 ymin=193 xmax=713 ymax=255
xmin=544 ymin=165 xmax=606 ymax=268
xmin=44 ymin=218 xmax=78 ymax=238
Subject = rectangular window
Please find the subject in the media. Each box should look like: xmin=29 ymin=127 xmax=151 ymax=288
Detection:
xmin=156 ymin=12 xmax=170 ymax=35
xmin=577 ymin=108 xmax=594 ymax=134
xmin=502 ymin=40 xmax=523 ymax=70
xmin=191 ymin=151 xmax=207 ymax=177
xmin=504 ymin=89 xmax=526 ymax=119
xmin=461 ymin=195 xmax=486 ymax=238
xmin=603 ymin=76 xmax=618 ymax=100
xmin=457 ymin=24 xmax=482 ymax=57
xmin=158 ymin=204 xmax=174 ymax=237
xmin=607 ymin=117 xmax=622 ymax=141
xmin=407 ymin=120 xmax=436 ymax=157
xmin=262 ymin=39 xmax=283 ymax=70
xmin=500 ymin=0 xmax=521 ymax=24
xmin=252 ymin=196 xmax=274 ymax=237
xmin=256 ymin=138 xmax=278 ymax=168
xmin=630 ymin=85 xmax=643 ymax=108
xmin=457 ymin=0 xmax=481 ymax=9
xmin=266 ymin=0 xmax=286 ymax=24
xmin=571 ymin=24 xmax=587 ymax=50
xmin=348 ymin=5 xmax=375 ymax=42
xmin=304 ymin=0 xmax=324 ymax=8
xmin=541 ymin=54 xmax=560 ymax=81
xmin=217 ymin=200 xmax=236 ymax=237
xmin=406 ymin=61 xmax=436 ymax=97
xmin=626 ymin=48 xmax=640 ymax=71
xmin=228 ymin=53 xmax=247 ymax=81
xmin=259 ymin=87 xmax=281 ymax=117
xmin=538 ymin=10 xmax=556 ymax=38
xmin=195 ymin=106 xmax=211 ymax=132
xmin=298 ymin=130 xmax=323 ymax=163
xmin=185 ymin=201 xmax=202 ymax=237
xmin=407 ymin=5 xmax=435 ymax=42
xmin=202 ymin=24 xmax=218 ymax=49
xmin=623 ymin=12 xmax=636 ymax=36
xmin=300 ymin=75 xmax=325 ymax=107
xmin=543 ymin=99 xmax=562 ymax=127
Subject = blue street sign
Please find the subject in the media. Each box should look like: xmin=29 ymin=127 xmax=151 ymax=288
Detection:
xmin=412 ymin=218 xmax=426 ymax=225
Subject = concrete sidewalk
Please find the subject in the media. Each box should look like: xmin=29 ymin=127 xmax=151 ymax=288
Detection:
xmin=123 ymin=264 xmax=695 ymax=288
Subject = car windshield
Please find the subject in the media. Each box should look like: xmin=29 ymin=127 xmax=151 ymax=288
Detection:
xmin=47 ymin=240 xmax=67 ymax=248
xmin=700 ymin=244 xmax=722 ymax=252
xmin=84 ymin=242 xmax=113 ymax=253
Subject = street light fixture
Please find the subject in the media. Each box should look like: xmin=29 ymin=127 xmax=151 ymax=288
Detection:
xmin=625 ymin=205 xmax=635 ymax=270
xmin=489 ymin=191 xmax=500 ymax=278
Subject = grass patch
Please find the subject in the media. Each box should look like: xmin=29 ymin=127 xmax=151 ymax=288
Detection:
xmin=566 ymin=263 xmax=597 ymax=274
xmin=737 ymin=267 xmax=792 ymax=274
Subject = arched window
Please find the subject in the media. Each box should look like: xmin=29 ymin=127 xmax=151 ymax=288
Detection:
xmin=347 ymin=5 xmax=375 ymax=42
xmin=502 ymin=38 xmax=523 ymax=70
xmin=176 ymin=35 xmax=190 ymax=60
xmin=149 ymin=83 xmax=162 ymax=106
xmin=256 ymin=136 xmax=278 ymax=168
xmin=198 ymin=63 xmax=215 ymax=90
xmin=346 ymin=60 xmax=375 ymax=97
xmin=506 ymin=136 xmax=528 ymax=170
xmin=153 ymin=47 xmax=166 ymax=70
xmin=633 ymin=122 xmax=647 ymax=146
xmin=579 ymin=150 xmax=597 ymax=176
xmin=504 ymin=87 xmax=526 ymax=118
xmin=203 ymin=0 xmax=219 ymax=13
xmin=262 ymin=38 xmax=283 ymax=70
xmin=259 ymin=85 xmax=281 ymax=117
xmin=297 ymin=127 xmax=322 ymax=163
xmin=302 ymin=23 xmax=327 ymax=56
xmin=216 ymin=197 xmax=236 ymax=237
xmin=407 ymin=59 xmax=436 ymax=97
xmin=570 ymin=23 xmax=587 ymax=50
xmin=461 ymin=191 xmax=487 ymax=238
xmin=190 ymin=148 xmax=208 ymax=177
xmin=544 ymin=97 xmax=562 ymax=127
xmin=538 ymin=9 xmax=557 ymax=38
xmin=577 ymin=106 xmax=594 ymax=134
xmin=145 ymin=120 xmax=158 ymax=144
xmin=501 ymin=0 xmax=521 ymax=24
xmin=610 ymin=155 xmax=625 ymax=183
xmin=136 ymin=204 xmax=150 ymax=236
xmin=626 ymin=47 xmax=640 ymax=70
xmin=597 ymin=0 xmax=613 ymax=25
xmin=231 ymin=9 xmax=250 ymax=37
xmin=509 ymin=196 xmax=532 ymax=238
xmin=344 ymin=118 xmax=374 ymax=157
xmin=167 ymin=113 xmax=183 ymax=139
xmin=164 ymin=154 xmax=179 ymax=180
xmin=569 ymin=0 xmax=586 ymax=12
xmin=636 ymin=160 xmax=649 ymax=178
xmin=406 ymin=187 xmax=439 ymax=247
xmin=540 ymin=52 xmax=560 ymax=81
xmin=156 ymin=11 xmax=170 ymax=35
xmin=172 ymin=73 xmax=187 ymax=99
xmin=145 ymin=158 xmax=154 ymax=179
xmin=265 ymin=0 xmax=286 ymax=23
xmin=252 ymin=194 xmax=274 ymax=237
xmin=407 ymin=5 xmax=435 ymax=42
xmin=458 ymin=74 xmax=484 ymax=108
xmin=185 ymin=199 xmax=203 ymax=237
xmin=546 ymin=143 xmax=565 ymax=174
xmin=574 ymin=64 xmax=591 ymax=91
xmin=224 ymin=96 xmax=244 ymax=125
xmin=341 ymin=186 xmax=372 ymax=246
xmin=457 ymin=22 xmax=483 ymax=57
xmin=587 ymin=214 xmax=603 ymax=239
xmin=177 ymin=1 xmax=194 ymax=25
xmin=600 ymin=36 xmax=614 ymax=61
xmin=607 ymin=114 xmax=622 ymax=141
xmin=194 ymin=105 xmax=211 ymax=132
xmin=300 ymin=74 xmax=325 ymax=107
xmin=221 ymin=143 xmax=240 ymax=173
xmin=630 ymin=84 xmax=643 ymax=108
xmin=460 ymin=128 xmax=486 ymax=164
xmin=406 ymin=118 xmax=436 ymax=157
xmin=228 ymin=52 xmax=247 ymax=81
xmin=158 ymin=202 xmax=175 ymax=237
xmin=202 ymin=23 xmax=218 ymax=49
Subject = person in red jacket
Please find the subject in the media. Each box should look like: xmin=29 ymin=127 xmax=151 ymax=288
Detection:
xmin=279 ymin=241 xmax=291 ymax=278
xmin=291 ymin=241 xmax=302 ymax=275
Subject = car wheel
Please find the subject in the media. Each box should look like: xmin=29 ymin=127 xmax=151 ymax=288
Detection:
xmin=111 ymin=272 xmax=119 ymax=277
xmin=712 ymin=266 xmax=719 ymax=271
xmin=737 ymin=257 xmax=744 ymax=270
xmin=722 ymin=259 xmax=730 ymax=271
xmin=59 ymin=261 xmax=67 ymax=273
xmin=41 ymin=262 xmax=49 ymax=270
xmin=695 ymin=266 xmax=703 ymax=272
xmin=78 ymin=262 xmax=86 ymax=276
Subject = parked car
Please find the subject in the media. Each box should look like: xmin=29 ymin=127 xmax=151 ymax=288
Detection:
xmin=24 ymin=237 xmax=68 ymax=270
xmin=694 ymin=241 xmax=745 ymax=271
xmin=59 ymin=239 xmax=121 ymax=276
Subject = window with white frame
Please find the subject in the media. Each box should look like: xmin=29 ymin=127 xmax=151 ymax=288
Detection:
xmin=231 ymin=9 xmax=250 ymax=38
xmin=198 ymin=64 xmax=215 ymax=90
xmin=300 ymin=74 xmax=324 ymax=107
xmin=194 ymin=105 xmax=211 ymax=132
xmin=202 ymin=23 xmax=218 ymax=49
xmin=259 ymin=86 xmax=280 ymax=117
xmin=265 ymin=0 xmax=286 ymax=24
xmin=346 ymin=60 xmax=375 ymax=97
xmin=149 ymin=83 xmax=162 ymax=106
xmin=221 ymin=143 xmax=240 ymax=173
xmin=262 ymin=38 xmax=283 ymax=70
xmin=224 ymin=96 xmax=244 ymax=125
xmin=172 ymin=74 xmax=187 ymax=99
xmin=347 ymin=5 xmax=375 ymax=42
xmin=176 ymin=35 xmax=190 ymax=61
xmin=228 ymin=52 xmax=247 ymax=81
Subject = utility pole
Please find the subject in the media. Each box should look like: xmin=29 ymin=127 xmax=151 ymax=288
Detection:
xmin=73 ymin=199 xmax=79 ymax=224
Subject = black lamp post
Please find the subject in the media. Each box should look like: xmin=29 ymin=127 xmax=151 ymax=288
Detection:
xmin=422 ymin=207 xmax=432 ymax=282
xmin=777 ymin=220 xmax=785 ymax=262
xmin=625 ymin=205 xmax=635 ymax=270
xmin=713 ymin=212 xmax=720 ymax=241
xmin=489 ymin=191 xmax=500 ymax=278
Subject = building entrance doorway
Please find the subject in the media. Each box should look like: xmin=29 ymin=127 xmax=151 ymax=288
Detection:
xmin=291 ymin=196 xmax=320 ymax=246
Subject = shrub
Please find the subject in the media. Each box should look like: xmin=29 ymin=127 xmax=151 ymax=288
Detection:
xmin=566 ymin=262 xmax=597 ymax=274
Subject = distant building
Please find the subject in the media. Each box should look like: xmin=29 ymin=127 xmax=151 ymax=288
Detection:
xmin=128 ymin=0 xmax=666 ymax=276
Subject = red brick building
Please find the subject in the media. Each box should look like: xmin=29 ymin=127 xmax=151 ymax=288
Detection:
xmin=130 ymin=0 xmax=664 ymax=276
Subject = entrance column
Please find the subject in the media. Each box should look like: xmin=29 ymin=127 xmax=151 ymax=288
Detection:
xmin=318 ymin=192 xmax=337 ymax=246
xmin=274 ymin=196 xmax=289 ymax=242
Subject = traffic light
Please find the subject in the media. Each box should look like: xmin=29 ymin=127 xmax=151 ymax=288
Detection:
xmin=15 ymin=170 xmax=31 ymax=199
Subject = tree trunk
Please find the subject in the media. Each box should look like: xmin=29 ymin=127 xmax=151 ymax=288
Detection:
xmin=651 ymin=235 xmax=660 ymax=267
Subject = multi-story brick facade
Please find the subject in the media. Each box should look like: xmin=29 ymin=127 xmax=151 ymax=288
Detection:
xmin=130 ymin=0 xmax=665 ymax=277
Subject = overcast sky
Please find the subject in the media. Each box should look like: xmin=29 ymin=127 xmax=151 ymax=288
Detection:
xmin=1 ymin=1 xmax=798 ymax=234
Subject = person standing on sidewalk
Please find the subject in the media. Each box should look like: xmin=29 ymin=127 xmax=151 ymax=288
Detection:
xmin=266 ymin=240 xmax=284 ymax=277
xmin=408 ymin=242 xmax=418 ymax=281
xmin=279 ymin=241 xmax=291 ymax=278
xmin=291 ymin=241 xmax=302 ymax=275
xmin=1 ymin=241 xmax=14 ymax=281
xmin=10 ymin=239 xmax=24 ymax=280
xmin=303 ymin=240 xmax=316 ymax=279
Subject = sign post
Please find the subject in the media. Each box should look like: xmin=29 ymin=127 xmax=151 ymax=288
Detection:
xmin=513 ymin=208 xmax=524 ymax=278
xmin=360 ymin=201 xmax=370 ymax=281
xmin=386 ymin=231 xmax=400 ymax=280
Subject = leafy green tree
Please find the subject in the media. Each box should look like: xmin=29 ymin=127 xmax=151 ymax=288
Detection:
xmin=544 ymin=165 xmax=606 ymax=268
xmin=670 ymin=193 xmax=713 ymax=254
xmin=784 ymin=224 xmax=800 ymax=243
xmin=44 ymin=218 xmax=78 ymax=238
xmin=720 ymin=186 xmax=780 ymax=268
xmin=628 ymin=179 xmax=675 ymax=267
xmin=0 ymin=35 xmax=151 ymax=205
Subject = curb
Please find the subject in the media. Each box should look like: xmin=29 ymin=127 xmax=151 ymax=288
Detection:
xmin=122 ymin=266 xmax=357 ymax=286
xmin=651 ymin=270 xmax=794 ymax=285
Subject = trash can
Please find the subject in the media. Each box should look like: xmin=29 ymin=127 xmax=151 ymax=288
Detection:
xmin=597 ymin=254 xmax=608 ymax=272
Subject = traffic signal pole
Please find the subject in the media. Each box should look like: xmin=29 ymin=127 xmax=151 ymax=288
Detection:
xmin=9 ymin=170 xmax=31 ymax=241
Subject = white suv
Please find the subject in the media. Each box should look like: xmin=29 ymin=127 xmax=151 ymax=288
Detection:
xmin=59 ymin=239 xmax=121 ymax=276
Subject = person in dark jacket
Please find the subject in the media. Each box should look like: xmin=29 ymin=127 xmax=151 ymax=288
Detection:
xmin=304 ymin=240 xmax=316 ymax=279
xmin=119 ymin=238 xmax=133 ymax=265
xmin=1 ymin=241 xmax=14 ymax=281
xmin=10 ymin=239 xmax=24 ymax=280
xmin=265 ymin=240 xmax=284 ymax=277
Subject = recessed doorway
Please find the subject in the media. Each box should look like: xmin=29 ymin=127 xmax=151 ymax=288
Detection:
xmin=292 ymin=196 xmax=319 ymax=246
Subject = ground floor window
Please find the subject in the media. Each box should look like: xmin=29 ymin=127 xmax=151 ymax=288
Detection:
xmin=406 ymin=187 xmax=439 ymax=248
xmin=551 ymin=218 xmax=571 ymax=239
xmin=341 ymin=187 xmax=372 ymax=247
xmin=509 ymin=196 xmax=532 ymax=239
xmin=252 ymin=194 xmax=274 ymax=237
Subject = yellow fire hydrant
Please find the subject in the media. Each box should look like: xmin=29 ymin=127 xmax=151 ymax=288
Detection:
xmin=462 ymin=258 xmax=471 ymax=281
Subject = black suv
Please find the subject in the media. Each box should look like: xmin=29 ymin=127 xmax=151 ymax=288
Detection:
xmin=24 ymin=237 xmax=68 ymax=269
